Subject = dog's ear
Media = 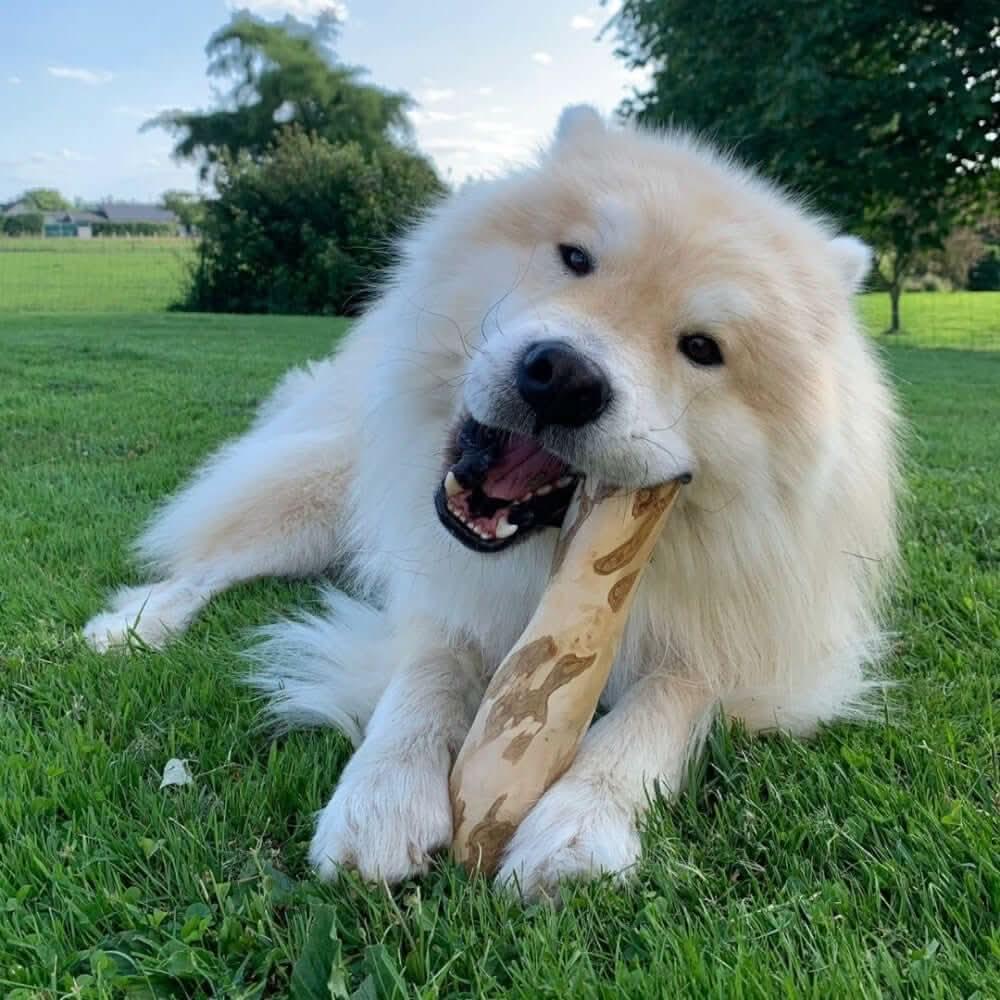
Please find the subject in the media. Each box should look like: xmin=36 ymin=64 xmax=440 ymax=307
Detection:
xmin=554 ymin=104 xmax=605 ymax=146
xmin=829 ymin=235 xmax=873 ymax=293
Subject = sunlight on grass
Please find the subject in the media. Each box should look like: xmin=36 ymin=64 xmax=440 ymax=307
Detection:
xmin=0 ymin=238 xmax=195 ymax=313
xmin=0 ymin=312 xmax=997 ymax=996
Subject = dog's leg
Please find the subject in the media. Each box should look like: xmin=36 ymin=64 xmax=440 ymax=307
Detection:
xmin=83 ymin=427 xmax=354 ymax=652
xmin=309 ymin=620 xmax=484 ymax=883
xmin=497 ymin=674 xmax=713 ymax=899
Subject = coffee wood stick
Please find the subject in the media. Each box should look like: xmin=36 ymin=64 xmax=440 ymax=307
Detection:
xmin=450 ymin=477 xmax=681 ymax=875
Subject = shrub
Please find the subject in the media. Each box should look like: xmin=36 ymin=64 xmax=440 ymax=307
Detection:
xmin=183 ymin=127 xmax=444 ymax=315
xmin=1 ymin=213 xmax=43 ymax=236
xmin=91 ymin=222 xmax=175 ymax=237
xmin=967 ymin=250 xmax=1000 ymax=291
xmin=905 ymin=272 xmax=950 ymax=293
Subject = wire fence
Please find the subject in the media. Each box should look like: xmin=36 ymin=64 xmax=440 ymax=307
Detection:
xmin=0 ymin=236 xmax=997 ymax=349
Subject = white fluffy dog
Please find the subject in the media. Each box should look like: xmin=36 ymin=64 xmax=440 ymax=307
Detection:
xmin=85 ymin=107 xmax=898 ymax=898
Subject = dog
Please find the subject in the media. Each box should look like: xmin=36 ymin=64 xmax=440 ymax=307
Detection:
xmin=85 ymin=106 xmax=899 ymax=899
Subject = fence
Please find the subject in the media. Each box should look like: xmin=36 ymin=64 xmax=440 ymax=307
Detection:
xmin=0 ymin=235 xmax=997 ymax=350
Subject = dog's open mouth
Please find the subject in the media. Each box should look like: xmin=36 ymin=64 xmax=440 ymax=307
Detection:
xmin=434 ymin=417 xmax=579 ymax=552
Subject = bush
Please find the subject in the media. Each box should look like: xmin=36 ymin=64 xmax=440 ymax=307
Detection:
xmin=183 ymin=127 xmax=445 ymax=315
xmin=967 ymin=250 xmax=1000 ymax=291
xmin=905 ymin=272 xmax=950 ymax=293
xmin=91 ymin=222 xmax=175 ymax=237
xmin=1 ymin=213 xmax=43 ymax=236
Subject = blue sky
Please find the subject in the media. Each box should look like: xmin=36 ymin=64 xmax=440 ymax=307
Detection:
xmin=1 ymin=0 xmax=645 ymax=203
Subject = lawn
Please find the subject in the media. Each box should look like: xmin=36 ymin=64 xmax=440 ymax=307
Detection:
xmin=859 ymin=291 xmax=1000 ymax=349
xmin=1 ymin=311 xmax=997 ymax=998
xmin=0 ymin=239 xmax=195 ymax=314
xmin=1 ymin=237 xmax=998 ymax=351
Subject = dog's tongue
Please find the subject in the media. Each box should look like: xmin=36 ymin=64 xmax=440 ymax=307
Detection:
xmin=482 ymin=433 xmax=567 ymax=500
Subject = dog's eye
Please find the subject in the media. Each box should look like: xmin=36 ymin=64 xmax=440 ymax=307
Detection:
xmin=558 ymin=243 xmax=594 ymax=277
xmin=679 ymin=333 xmax=724 ymax=367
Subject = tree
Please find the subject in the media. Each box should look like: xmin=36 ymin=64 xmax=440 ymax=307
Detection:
xmin=18 ymin=188 xmax=69 ymax=212
xmin=160 ymin=190 xmax=205 ymax=232
xmin=1 ymin=213 xmax=43 ymax=236
xmin=184 ymin=127 xmax=443 ymax=315
xmin=146 ymin=13 xmax=413 ymax=180
xmin=939 ymin=227 xmax=987 ymax=288
xmin=612 ymin=1 xmax=1000 ymax=331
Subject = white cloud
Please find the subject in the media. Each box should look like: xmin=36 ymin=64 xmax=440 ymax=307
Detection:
xmin=421 ymin=133 xmax=540 ymax=168
xmin=227 ymin=0 xmax=348 ymax=19
xmin=570 ymin=15 xmax=595 ymax=30
xmin=8 ymin=75 xmax=22 ymax=85
xmin=419 ymin=87 xmax=457 ymax=104
xmin=410 ymin=109 xmax=464 ymax=125
xmin=477 ymin=86 xmax=494 ymax=96
xmin=531 ymin=52 xmax=553 ymax=66
xmin=472 ymin=118 xmax=536 ymax=144
xmin=27 ymin=148 xmax=92 ymax=164
xmin=423 ymin=137 xmax=524 ymax=156
xmin=48 ymin=65 xmax=113 ymax=85
xmin=490 ymin=105 xmax=512 ymax=114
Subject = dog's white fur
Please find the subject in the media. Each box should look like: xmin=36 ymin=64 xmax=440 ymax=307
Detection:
xmin=85 ymin=107 xmax=898 ymax=899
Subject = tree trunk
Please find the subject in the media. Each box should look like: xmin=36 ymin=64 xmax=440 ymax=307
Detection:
xmin=888 ymin=282 xmax=901 ymax=333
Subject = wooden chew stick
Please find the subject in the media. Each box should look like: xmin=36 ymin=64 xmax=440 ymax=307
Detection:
xmin=450 ymin=476 xmax=682 ymax=876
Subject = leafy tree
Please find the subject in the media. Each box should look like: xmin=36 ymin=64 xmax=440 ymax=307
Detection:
xmin=185 ymin=127 xmax=443 ymax=315
xmin=160 ymin=190 xmax=205 ymax=231
xmin=146 ymin=13 xmax=412 ymax=180
xmin=2 ymin=213 xmax=43 ymax=236
xmin=939 ymin=227 xmax=986 ymax=288
xmin=612 ymin=0 xmax=1000 ymax=330
xmin=17 ymin=188 xmax=70 ymax=212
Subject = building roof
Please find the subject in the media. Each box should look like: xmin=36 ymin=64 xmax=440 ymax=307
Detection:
xmin=98 ymin=202 xmax=177 ymax=225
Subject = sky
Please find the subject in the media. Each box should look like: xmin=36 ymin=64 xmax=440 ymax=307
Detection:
xmin=0 ymin=0 xmax=647 ymax=204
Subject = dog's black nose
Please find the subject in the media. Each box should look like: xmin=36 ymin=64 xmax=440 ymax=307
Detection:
xmin=516 ymin=340 xmax=611 ymax=428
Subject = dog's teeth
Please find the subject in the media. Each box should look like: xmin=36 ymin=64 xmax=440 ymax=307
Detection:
xmin=556 ymin=476 xmax=573 ymax=488
xmin=495 ymin=516 xmax=518 ymax=539
xmin=445 ymin=470 xmax=462 ymax=497
xmin=535 ymin=484 xmax=553 ymax=497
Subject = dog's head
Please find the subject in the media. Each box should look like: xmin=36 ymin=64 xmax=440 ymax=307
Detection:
xmin=379 ymin=106 xmax=872 ymax=556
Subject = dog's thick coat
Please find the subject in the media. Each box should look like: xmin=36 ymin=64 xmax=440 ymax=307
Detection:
xmin=85 ymin=107 xmax=898 ymax=897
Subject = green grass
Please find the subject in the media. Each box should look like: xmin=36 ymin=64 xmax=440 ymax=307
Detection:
xmin=859 ymin=291 xmax=1000 ymax=349
xmin=0 ymin=236 xmax=998 ymax=350
xmin=0 ymin=239 xmax=195 ymax=313
xmin=1 ymin=312 xmax=998 ymax=999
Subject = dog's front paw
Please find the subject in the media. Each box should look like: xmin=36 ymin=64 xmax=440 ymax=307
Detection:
xmin=496 ymin=776 xmax=640 ymax=901
xmin=83 ymin=581 xmax=205 ymax=652
xmin=309 ymin=747 xmax=453 ymax=884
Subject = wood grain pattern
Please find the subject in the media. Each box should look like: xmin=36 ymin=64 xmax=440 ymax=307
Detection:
xmin=449 ymin=477 xmax=681 ymax=875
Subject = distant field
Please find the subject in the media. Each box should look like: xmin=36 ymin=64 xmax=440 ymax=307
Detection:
xmin=0 ymin=237 xmax=195 ymax=313
xmin=860 ymin=291 xmax=1000 ymax=349
xmin=0 ymin=236 xmax=997 ymax=348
